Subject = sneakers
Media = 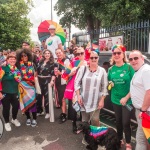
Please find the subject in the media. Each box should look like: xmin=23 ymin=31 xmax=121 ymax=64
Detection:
xmin=26 ymin=119 xmax=31 ymax=126
xmin=58 ymin=113 xmax=67 ymax=124
xmin=5 ymin=123 xmax=12 ymax=131
xmin=37 ymin=112 xmax=44 ymax=116
xmin=45 ymin=113 xmax=50 ymax=119
xmin=31 ymin=119 xmax=37 ymax=127
xmin=11 ymin=119 xmax=21 ymax=127
xmin=26 ymin=119 xmax=37 ymax=127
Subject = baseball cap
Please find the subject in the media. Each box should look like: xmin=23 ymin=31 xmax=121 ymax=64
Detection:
xmin=48 ymin=25 xmax=56 ymax=30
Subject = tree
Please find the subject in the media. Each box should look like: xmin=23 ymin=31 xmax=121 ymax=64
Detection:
xmin=0 ymin=0 xmax=32 ymax=50
xmin=99 ymin=0 xmax=150 ymax=27
xmin=54 ymin=0 xmax=150 ymax=31
xmin=54 ymin=0 xmax=105 ymax=40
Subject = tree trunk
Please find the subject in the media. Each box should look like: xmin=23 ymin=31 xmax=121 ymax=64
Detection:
xmin=86 ymin=14 xmax=94 ymax=41
xmin=94 ymin=19 xmax=100 ymax=43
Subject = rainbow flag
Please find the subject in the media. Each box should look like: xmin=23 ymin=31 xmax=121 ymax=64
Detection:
xmin=71 ymin=57 xmax=81 ymax=67
xmin=142 ymin=112 xmax=150 ymax=144
xmin=0 ymin=67 xmax=5 ymax=80
xmin=62 ymin=57 xmax=81 ymax=81
xmin=18 ymin=81 xmax=36 ymax=113
xmin=90 ymin=125 xmax=108 ymax=139
xmin=57 ymin=59 xmax=65 ymax=70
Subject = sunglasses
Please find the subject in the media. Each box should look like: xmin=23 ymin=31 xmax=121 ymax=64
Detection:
xmin=113 ymin=52 xmax=122 ymax=55
xmin=76 ymin=52 xmax=84 ymax=56
xmin=129 ymin=57 xmax=139 ymax=62
xmin=90 ymin=57 xmax=98 ymax=60
xmin=21 ymin=54 xmax=27 ymax=58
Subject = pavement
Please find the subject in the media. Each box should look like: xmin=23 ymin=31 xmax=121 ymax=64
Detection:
xmin=0 ymin=107 xmax=135 ymax=150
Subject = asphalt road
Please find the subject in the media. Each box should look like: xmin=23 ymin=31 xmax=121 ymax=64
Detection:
xmin=0 ymin=106 xmax=135 ymax=150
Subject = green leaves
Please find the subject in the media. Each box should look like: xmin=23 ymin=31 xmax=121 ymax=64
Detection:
xmin=55 ymin=0 xmax=150 ymax=32
xmin=0 ymin=0 xmax=32 ymax=50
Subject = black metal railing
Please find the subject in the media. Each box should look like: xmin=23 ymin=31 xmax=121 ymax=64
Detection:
xmin=72 ymin=20 xmax=150 ymax=53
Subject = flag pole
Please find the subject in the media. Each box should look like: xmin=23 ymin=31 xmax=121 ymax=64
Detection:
xmin=51 ymin=0 xmax=53 ymax=20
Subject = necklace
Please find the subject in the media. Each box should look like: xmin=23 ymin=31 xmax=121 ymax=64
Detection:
xmin=89 ymin=65 xmax=98 ymax=73
xmin=8 ymin=64 xmax=22 ymax=82
xmin=20 ymin=61 xmax=34 ymax=80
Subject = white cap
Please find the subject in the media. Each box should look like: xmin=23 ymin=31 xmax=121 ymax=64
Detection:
xmin=48 ymin=25 xmax=56 ymax=30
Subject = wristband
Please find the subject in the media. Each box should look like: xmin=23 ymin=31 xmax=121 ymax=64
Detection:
xmin=140 ymin=108 xmax=147 ymax=112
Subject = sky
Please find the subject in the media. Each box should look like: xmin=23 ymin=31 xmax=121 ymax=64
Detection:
xmin=28 ymin=0 xmax=81 ymax=44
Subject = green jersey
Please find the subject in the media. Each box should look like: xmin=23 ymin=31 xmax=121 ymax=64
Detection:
xmin=1 ymin=65 xmax=18 ymax=94
xmin=108 ymin=63 xmax=135 ymax=105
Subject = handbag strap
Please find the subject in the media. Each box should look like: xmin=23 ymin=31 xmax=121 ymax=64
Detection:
xmin=80 ymin=66 xmax=86 ymax=85
xmin=73 ymin=66 xmax=86 ymax=101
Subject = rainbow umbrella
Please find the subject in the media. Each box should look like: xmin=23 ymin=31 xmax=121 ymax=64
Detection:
xmin=142 ymin=112 xmax=150 ymax=144
xmin=37 ymin=20 xmax=66 ymax=45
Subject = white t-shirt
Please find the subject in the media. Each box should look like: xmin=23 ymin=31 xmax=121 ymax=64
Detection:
xmin=130 ymin=64 xmax=150 ymax=111
xmin=45 ymin=35 xmax=62 ymax=58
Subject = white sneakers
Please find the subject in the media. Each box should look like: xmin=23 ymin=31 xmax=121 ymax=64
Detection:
xmin=31 ymin=120 xmax=37 ymax=127
xmin=5 ymin=123 xmax=12 ymax=131
xmin=45 ymin=113 xmax=50 ymax=119
xmin=11 ymin=119 xmax=21 ymax=127
xmin=26 ymin=119 xmax=31 ymax=126
xmin=37 ymin=112 xmax=44 ymax=116
xmin=26 ymin=119 xmax=37 ymax=127
xmin=5 ymin=119 xmax=21 ymax=131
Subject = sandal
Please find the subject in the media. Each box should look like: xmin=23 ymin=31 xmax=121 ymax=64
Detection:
xmin=126 ymin=144 xmax=132 ymax=150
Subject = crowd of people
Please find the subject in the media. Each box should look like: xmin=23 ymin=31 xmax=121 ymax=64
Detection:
xmin=0 ymin=24 xmax=150 ymax=150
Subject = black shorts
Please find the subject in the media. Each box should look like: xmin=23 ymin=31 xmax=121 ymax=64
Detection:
xmin=56 ymin=84 xmax=66 ymax=106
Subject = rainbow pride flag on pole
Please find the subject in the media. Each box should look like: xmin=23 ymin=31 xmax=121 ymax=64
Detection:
xmin=57 ymin=59 xmax=65 ymax=70
xmin=142 ymin=112 xmax=150 ymax=144
xmin=62 ymin=57 xmax=81 ymax=81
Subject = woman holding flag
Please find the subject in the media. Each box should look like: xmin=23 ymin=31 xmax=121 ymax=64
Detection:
xmin=63 ymin=47 xmax=87 ymax=134
xmin=16 ymin=49 xmax=37 ymax=127
xmin=0 ymin=53 xmax=21 ymax=131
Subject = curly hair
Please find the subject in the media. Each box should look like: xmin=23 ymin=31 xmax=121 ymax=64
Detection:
xmin=16 ymin=48 xmax=33 ymax=62
xmin=42 ymin=49 xmax=54 ymax=63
